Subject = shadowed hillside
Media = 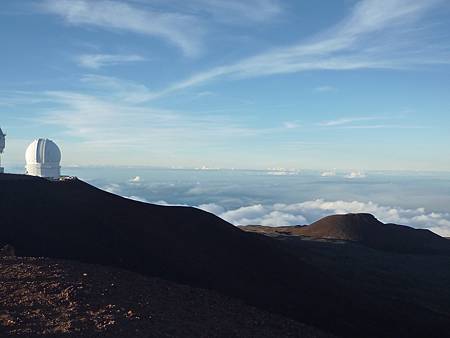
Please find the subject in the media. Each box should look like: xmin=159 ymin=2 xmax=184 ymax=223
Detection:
xmin=1 ymin=174 xmax=449 ymax=338
xmin=243 ymin=233 xmax=450 ymax=338
xmin=240 ymin=213 xmax=450 ymax=254
xmin=0 ymin=174 xmax=354 ymax=337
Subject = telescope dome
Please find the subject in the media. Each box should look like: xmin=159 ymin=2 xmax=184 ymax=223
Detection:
xmin=25 ymin=138 xmax=61 ymax=179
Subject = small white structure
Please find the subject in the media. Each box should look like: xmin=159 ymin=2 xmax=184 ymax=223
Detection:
xmin=25 ymin=138 xmax=61 ymax=179
xmin=0 ymin=127 xmax=5 ymax=174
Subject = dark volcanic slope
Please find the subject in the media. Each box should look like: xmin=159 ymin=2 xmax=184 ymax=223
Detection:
xmin=241 ymin=213 xmax=450 ymax=254
xmin=261 ymin=235 xmax=450 ymax=338
xmin=0 ymin=175 xmax=352 ymax=336
xmin=1 ymin=174 xmax=448 ymax=338
xmin=0 ymin=257 xmax=332 ymax=338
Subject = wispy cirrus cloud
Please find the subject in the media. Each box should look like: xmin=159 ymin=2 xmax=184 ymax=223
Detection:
xmin=317 ymin=116 xmax=424 ymax=129
xmin=314 ymin=85 xmax=336 ymax=93
xmin=41 ymin=0 xmax=203 ymax=56
xmin=77 ymin=54 xmax=145 ymax=69
xmin=283 ymin=121 xmax=300 ymax=129
xmin=79 ymin=74 xmax=155 ymax=103
xmin=183 ymin=0 xmax=282 ymax=23
xmin=319 ymin=116 xmax=381 ymax=127
xmin=41 ymin=0 xmax=282 ymax=57
xmin=3 ymin=77 xmax=275 ymax=157
xmin=38 ymin=91 xmax=260 ymax=147
xmin=342 ymin=124 xmax=425 ymax=130
xmin=148 ymin=0 xmax=448 ymax=98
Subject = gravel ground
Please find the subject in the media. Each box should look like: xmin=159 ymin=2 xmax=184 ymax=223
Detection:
xmin=0 ymin=257 xmax=334 ymax=338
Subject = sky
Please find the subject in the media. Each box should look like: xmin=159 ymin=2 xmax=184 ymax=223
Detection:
xmin=1 ymin=0 xmax=450 ymax=171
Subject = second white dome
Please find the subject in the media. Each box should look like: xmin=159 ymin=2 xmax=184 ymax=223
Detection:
xmin=25 ymin=138 xmax=61 ymax=179
xmin=25 ymin=138 xmax=61 ymax=165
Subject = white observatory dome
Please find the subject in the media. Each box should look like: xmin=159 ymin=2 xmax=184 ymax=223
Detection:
xmin=25 ymin=138 xmax=61 ymax=179
xmin=0 ymin=127 xmax=5 ymax=174
xmin=0 ymin=127 xmax=5 ymax=154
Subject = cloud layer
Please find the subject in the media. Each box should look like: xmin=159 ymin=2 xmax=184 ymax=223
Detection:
xmin=72 ymin=169 xmax=450 ymax=238
xmin=198 ymin=199 xmax=450 ymax=237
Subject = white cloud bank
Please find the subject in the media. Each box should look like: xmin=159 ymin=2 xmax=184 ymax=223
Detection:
xmin=129 ymin=176 xmax=141 ymax=183
xmin=345 ymin=171 xmax=367 ymax=179
xmin=127 ymin=195 xmax=149 ymax=203
xmin=321 ymin=170 xmax=336 ymax=177
xmin=197 ymin=199 xmax=450 ymax=237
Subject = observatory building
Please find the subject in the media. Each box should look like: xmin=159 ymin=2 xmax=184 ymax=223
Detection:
xmin=0 ymin=127 xmax=5 ymax=174
xmin=25 ymin=138 xmax=61 ymax=179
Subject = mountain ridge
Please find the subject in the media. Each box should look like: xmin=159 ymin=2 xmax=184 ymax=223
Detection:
xmin=240 ymin=213 xmax=450 ymax=254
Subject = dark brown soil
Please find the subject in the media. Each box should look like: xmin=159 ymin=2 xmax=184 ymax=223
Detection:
xmin=0 ymin=257 xmax=333 ymax=338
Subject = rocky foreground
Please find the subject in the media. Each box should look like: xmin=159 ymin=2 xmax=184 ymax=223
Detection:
xmin=0 ymin=257 xmax=332 ymax=337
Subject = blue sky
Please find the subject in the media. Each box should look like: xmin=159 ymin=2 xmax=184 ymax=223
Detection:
xmin=1 ymin=0 xmax=450 ymax=170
